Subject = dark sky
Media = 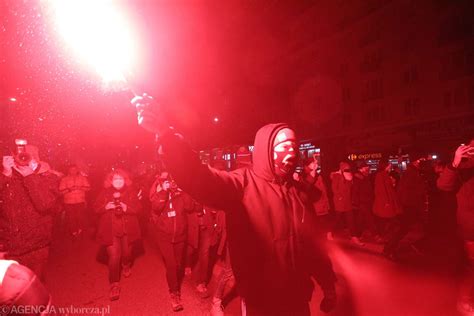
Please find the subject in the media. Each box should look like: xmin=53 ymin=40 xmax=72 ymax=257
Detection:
xmin=1 ymin=0 xmax=320 ymax=167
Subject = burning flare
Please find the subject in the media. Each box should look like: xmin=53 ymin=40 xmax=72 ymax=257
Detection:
xmin=48 ymin=0 xmax=139 ymax=85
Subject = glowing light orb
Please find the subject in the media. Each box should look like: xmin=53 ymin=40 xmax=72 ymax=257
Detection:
xmin=9 ymin=97 xmax=17 ymax=102
xmin=48 ymin=0 xmax=138 ymax=84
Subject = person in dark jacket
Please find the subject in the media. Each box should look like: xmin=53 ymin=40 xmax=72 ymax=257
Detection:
xmin=373 ymin=161 xmax=401 ymax=245
xmin=352 ymin=162 xmax=376 ymax=240
xmin=299 ymin=158 xmax=332 ymax=240
xmin=384 ymin=156 xmax=427 ymax=257
xmin=94 ymin=168 xmax=141 ymax=301
xmin=134 ymin=94 xmax=337 ymax=316
xmin=1 ymin=145 xmax=59 ymax=280
xmin=331 ymin=161 xmax=364 ymax=246
xmin=186 ymin=203 xmax=219 ymax=299
xmin=437 ymin=140 xmax=474 ymax=315
xmin=210 ymin=210 xmax=235 ymax=316
xmin=150 ymin=171 xmax=196 ymax=312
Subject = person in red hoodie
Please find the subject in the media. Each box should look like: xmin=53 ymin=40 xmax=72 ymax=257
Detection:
xmin=133 ymin=95 xmax=337 ymax=315
xmin=94 ymin=169 xmax=141 ymax=301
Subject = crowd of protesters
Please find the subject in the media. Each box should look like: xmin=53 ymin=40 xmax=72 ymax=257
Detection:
xmin=1 ymin=135 xmax=473 ymax=315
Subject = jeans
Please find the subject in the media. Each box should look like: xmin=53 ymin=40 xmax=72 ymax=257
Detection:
xmin=194 ymin=227 xmax=212 ymax=285
xmin=384 ymin=210 xmax=420 ymax=254
xmin=356 ymin=205 xmax=377 ymax=235
xmin=334 ymin=210 xmax=358 ymax=237
xmin=157 ymin=240 xmax=185 ymax=293
xmin=214 ymin=248 xmax=235 ymax=300
xmin=106 ymin=235 xmax=131 ymax=283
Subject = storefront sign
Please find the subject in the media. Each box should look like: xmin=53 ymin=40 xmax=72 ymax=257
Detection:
xmin=348 ymin=152 xmax=383 ymax=160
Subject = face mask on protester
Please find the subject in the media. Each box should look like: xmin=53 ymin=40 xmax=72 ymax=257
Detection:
xmin=273 ymin=128 xmax=298 ymax=179
xmin=341 ymin=167 xmax=353 ymax=181
xmin=112 ymin=175 xmax=125 ymax=190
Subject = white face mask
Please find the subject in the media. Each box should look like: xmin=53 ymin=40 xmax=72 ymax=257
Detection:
xmin=343 ymin=171 xmax=353 ymax=181
xmin=112 ymin=175 xmax=125 ymax=190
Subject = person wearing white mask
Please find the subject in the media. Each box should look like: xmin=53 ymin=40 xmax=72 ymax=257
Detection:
xmin=94 ymin=169 xmax=141 ymax=301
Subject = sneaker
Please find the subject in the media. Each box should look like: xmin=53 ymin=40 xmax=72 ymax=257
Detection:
xmin=109 ymin=283 xmax=120 ymax=301
xmin=210 ymin=297 xmax=224 ymax=316
xmin=351 ymin=236 xmax=365 ymax=246
xmin=122 ymin=264 xmax=132 ymax=278
xmin=170 ymin=292 xmax=184 ymax=312
xmin=196 ymin=283 xmax=210 ymax=299
xmin=326 ymin=232 xmax=334 ymax=241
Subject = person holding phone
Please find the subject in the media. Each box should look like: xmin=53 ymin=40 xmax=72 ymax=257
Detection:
xmin=0 ymin=143 xmax=60 ymax=280
xmin=437 ymin=139 xmax=474 ymax=315
xmin=94 ymin=169 xmax=141 ymax=301
xmin=149 ymin=171 xmax=197 ymax=312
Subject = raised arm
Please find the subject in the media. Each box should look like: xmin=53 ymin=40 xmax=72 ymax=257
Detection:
xmin=133 ymin=95 xmax=243 ymax=210
xmin=438 ymin=144 xmax=474 ymax=192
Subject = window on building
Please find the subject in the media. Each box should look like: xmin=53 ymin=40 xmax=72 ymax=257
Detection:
xmin=443 ymin=92 xmax=452 ymax=108
xmin=404 ymin=98 xmax=420 ymax=116
xmin=363 ymin=78 xmax=384 ymax=101
xmin=454 ymin=87 xmax=464 ymax=107
xmin=403 ymin=66 xmax=418 ymax=85
xmin=342 ymin=86 xmax=351 ymax=103
xmin=343 ymin=113 xmax=352 ymax=126
xmin=360 ymin=50 xmax=382 ymax=73
xmin=469 ymin=86 xmax=474 ymax=107
xmin=440 ymin=47 xmax=474 ymax=80
xmin=438 ymin=14 xmax=473 ymax=46
xmin=365 ymin=104 xmax=385 ymax=123
xmin=339 ymin=63 xmax=349 ymax=77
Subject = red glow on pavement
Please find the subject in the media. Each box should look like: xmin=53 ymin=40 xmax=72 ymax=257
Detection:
xmin=329 ymin=244 xmax=457 ymax=316
xmin=48 ymin=0 xmax=139 ymax=84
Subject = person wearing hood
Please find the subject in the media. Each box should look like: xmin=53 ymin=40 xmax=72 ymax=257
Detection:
xmin=0 ymin=144 xmax=60 ymax=280
xmin=133 ymin=95 xmax=337 ymax=315
xmin=437 ymin=140 xmax=474 ymax=315
xmin=94 ymin=168 xmax=141 ymax=301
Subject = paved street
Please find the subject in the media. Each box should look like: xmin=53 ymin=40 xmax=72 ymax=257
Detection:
xmin=44 ymin=229 xmax=460 ymax=316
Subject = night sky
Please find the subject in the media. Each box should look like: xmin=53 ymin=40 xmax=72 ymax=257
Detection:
xmin=1 ymin=0 xmax=324 ymax=169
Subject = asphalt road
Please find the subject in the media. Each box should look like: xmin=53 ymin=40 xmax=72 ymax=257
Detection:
xmin=44 ymin=229 xmax=461 ymax=316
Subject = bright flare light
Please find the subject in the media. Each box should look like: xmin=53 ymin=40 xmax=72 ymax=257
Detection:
xmin=49 ymin=0 xmax=138 ymax=84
